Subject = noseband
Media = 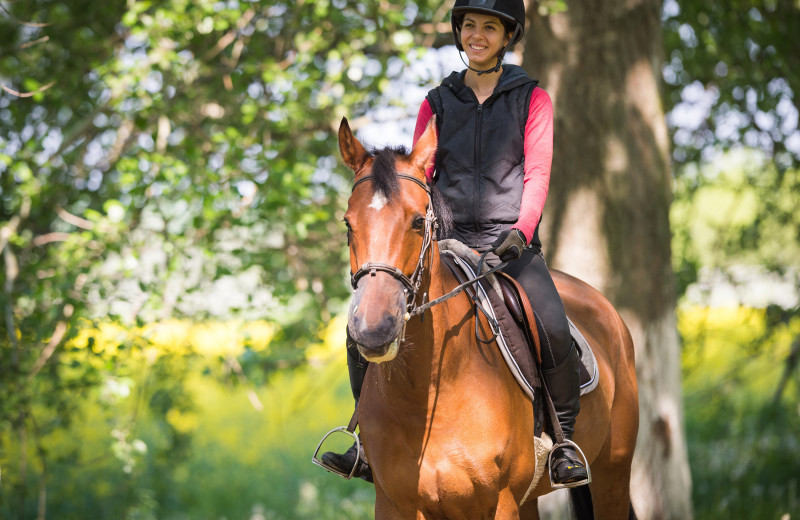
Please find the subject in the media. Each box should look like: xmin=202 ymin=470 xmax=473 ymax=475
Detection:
xmin=350 ymin=174 xmax=437 ymax=320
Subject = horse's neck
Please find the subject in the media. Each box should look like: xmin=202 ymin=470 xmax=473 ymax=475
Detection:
xmin=373 ymin=248 xmax=489 ymax=410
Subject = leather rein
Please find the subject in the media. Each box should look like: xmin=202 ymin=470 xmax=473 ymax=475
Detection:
xmin=349 ymin=174 xmax=506 ymax=321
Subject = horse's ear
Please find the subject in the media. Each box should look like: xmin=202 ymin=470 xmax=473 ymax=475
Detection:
xmin=338 ymin=117 xmax=369 ymax=174
xmin=409 ymin=115 xmax=437 ymax=176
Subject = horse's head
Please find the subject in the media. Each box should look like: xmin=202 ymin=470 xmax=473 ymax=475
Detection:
xmin=339 ymin=117 xmax=438 ymax=363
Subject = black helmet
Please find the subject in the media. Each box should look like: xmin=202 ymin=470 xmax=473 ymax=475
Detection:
xmin=451 ymin=0 xmax=525 ymax=52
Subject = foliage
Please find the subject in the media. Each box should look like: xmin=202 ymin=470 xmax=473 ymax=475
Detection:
xmin=670 ymin=148 xmax=800 ymax=296
xmin=0 ymin=315 xmax=378 ymax=519
xmin=664 ymin=0 xmax=800 ymax=311
xmin=0 ymin=1 xmax=444 ymax=516
xmin=663 ymin=0 xmax=800 ymax=168
xmin=664 ymin=9 xmax=800 ymax=512
xmin=679 ymin=305 xmax=800 ymax=519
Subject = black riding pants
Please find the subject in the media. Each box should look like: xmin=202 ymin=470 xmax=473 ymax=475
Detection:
xmin=499 ymin=248 xmax=572 ymax=370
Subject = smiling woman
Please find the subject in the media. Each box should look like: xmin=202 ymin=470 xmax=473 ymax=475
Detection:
xmin=459 ymin=13 xmax=510 ymax=72
xmin=450 ymin=0 xmax=524 ymax=78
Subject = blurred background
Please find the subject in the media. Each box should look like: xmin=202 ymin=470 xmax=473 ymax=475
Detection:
xmin=1 ymin=1 xmax=798 ymax=519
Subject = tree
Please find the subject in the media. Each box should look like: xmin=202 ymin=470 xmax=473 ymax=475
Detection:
xmin=1 ymin=1 xmax=441 ymax=516
xmin=524 ymin=1 xmax=693 ymax=518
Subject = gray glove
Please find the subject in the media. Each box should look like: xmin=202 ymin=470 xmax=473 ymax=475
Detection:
xmin=491 ymin=229 xmax=527 ymax=261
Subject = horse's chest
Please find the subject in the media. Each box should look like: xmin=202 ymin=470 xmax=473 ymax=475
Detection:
xmin=363 ymin=374 xmax=529 ymax=514
xmin=372 ymin=428 xmax=508 ymax=511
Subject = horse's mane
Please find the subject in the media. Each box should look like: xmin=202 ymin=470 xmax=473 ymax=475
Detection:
xmin=366 ymin=145 xmax=453 ymax=240
xmin=369 ymin=146 xmax=404 ymax=200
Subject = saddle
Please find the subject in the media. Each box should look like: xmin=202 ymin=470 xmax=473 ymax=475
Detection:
xmin=438 ymin=242 xmax=599 ymax=405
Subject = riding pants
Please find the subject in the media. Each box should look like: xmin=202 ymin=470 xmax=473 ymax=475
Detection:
xmin=499 ymin=248 xmax=572 ymax=370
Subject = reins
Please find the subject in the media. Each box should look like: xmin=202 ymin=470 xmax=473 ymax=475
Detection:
xmin=409 ymin=254 xmax=507 ymax=317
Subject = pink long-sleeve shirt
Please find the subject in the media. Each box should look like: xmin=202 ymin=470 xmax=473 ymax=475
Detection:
xmin=412 ymin=87 xmax=553 ymax=244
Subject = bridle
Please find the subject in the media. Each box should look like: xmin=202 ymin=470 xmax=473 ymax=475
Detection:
xmin=349 ymin=174 xmax=437 ymax=320
xmin=349 ymin=173 xmax=508 ymax=326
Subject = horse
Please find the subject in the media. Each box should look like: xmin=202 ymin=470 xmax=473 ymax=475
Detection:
xmin=337 ymin=116 xmax=639 ymax=519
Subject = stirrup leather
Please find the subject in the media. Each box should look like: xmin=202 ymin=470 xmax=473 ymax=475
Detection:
xmin=547 ymin=439 xmax=592 ymax=489
xmin=311 ymin=427 xmax=364 ymax=479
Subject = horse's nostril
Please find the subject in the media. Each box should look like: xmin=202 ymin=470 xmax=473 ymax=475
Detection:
xmin=380 ymin=314 xmax=398 ymax=333
xmin=350 ymin=314 xmax=362 ymax=329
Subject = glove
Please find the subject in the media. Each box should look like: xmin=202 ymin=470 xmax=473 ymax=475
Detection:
xmin=491 ymin=229 xmax=527 ymax=262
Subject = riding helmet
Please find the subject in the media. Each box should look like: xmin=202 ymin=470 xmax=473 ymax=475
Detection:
xmin=451 ymin=0 xmax=526 ymax=52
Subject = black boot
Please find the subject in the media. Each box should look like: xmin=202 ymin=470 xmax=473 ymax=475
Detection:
xmin=319 ymin=438 xmax=373 ymax=482
xmin=543 ymin=341 xmax=589 ymax=486
xmin=319 ymin=335 xmax=373 ymax=482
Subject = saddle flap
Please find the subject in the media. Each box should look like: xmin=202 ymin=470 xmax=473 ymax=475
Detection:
xmin=496 ymin=272 xmax=542 ymax=364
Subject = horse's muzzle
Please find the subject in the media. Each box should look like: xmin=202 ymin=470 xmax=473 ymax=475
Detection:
xmin=347 ymin=272 xmax=407 ymax=363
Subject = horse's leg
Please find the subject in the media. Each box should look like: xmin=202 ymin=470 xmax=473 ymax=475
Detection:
xmin=494 ymin=488 xmax=521 ymax=520
xmin=587 ymin=377 xmax=638 ymax=518
xmin=518 ymin=497 xmax=540 ymax=520
xmin=374 ymin=484 xmax=411 ymax=520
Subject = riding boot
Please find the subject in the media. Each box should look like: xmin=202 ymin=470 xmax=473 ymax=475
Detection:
xmin=319 ymin=335 xmax=373 ymax=482
xmin=543 ymin=341 xmax=589 ymax=486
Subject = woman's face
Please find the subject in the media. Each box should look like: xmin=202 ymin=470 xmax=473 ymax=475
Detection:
xmin=460 ymin=12 xmax=511 ymax=69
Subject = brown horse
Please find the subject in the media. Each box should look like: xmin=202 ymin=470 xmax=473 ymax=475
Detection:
xmin=338 ymin=117 xmax=639 ymax=519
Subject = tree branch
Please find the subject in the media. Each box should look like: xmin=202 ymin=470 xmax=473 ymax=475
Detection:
xmin=19 ymin=35 xmax=49 ymax=50
xmin=202 ymin=8 xmax=255 ymax=61
xmin=0 ymin=2 xmax=50 ymax=27
xmin=56 ymin=207 xmax=94 ymax=230
xmin=772 ymin=335 xmax=800 ymax=406
xmin=32 ymin=232 xmax=71 ymax=247
xmin=225 ymin=355 xmax=264 ymax=411
xmin=0 ymin=81 xmax=55 ymax=98
xmin=28 ymin=311 xmax=71 ymax=381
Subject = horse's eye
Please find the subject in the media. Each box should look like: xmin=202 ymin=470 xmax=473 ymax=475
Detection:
xmin=412 ymin=215 xmax=425 ymax=230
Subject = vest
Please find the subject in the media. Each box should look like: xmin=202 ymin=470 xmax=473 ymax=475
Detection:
xmin=427 ymin=65 xmax=538 ymax=249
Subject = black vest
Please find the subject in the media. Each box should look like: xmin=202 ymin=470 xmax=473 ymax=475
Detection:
xmin=427 ymin=65 xmax=538 ymax=249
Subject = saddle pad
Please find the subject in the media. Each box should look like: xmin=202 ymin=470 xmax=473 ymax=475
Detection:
xmin=570 ymin=318 xmax=599 ymax=396
xmin=438 ymin=242 xmax=599 ymax=397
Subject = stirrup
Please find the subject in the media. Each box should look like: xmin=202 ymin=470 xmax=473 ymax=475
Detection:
xmin=547 ymin=439 xmax=592 ymax=489
xmin=311 ymin=426 xmax=362 ymax=479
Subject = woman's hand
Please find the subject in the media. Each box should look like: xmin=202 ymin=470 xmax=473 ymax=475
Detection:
xmin=491 ymin=229 xmax=527 ymax=261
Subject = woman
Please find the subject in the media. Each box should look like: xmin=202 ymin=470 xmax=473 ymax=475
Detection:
xmin=321 ymin=0 xmax=588 ymax=487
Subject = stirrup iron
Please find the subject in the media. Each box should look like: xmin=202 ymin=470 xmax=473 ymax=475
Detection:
xmin=311 ymin=427 xmax=362 ymax=479
xmin=547 ymin=439 xmax=592 ymax=489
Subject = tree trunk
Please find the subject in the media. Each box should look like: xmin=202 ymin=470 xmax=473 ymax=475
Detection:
xmin=522 ymin=1 xmax=693 ymax=518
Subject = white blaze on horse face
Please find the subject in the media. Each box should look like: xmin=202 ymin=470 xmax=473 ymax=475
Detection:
xmin=368 ymin=191 xmax=388 ymax=211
